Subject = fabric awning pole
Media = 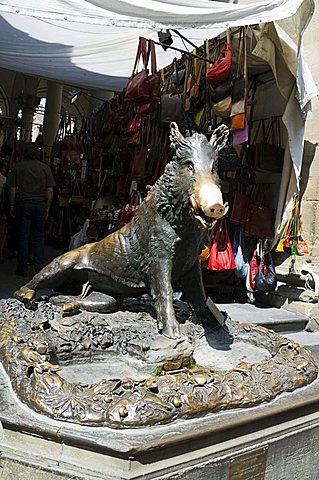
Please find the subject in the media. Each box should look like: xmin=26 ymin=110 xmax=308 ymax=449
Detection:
xmin=152 ymin=40 xmax=210 ymax=63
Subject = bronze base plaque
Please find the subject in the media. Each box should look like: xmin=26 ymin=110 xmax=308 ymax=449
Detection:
xmin=229 ymin=447 xmax=268 ymax=479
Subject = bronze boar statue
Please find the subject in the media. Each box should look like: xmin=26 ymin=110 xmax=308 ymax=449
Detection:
xmin=15 ymin=122 xmax=229 ymax=338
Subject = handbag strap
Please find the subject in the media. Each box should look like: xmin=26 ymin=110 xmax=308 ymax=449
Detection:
xmin=133 ymin=37 xmax=148 ymax=74
xmin=72 ymin=179 xmax=82 ymax=196
xmin=216 ymin=42 xmax=231 ymax=65
xmin=147 ymin=39 xmax=158 ymax=75
xmin=236 ymin=27 xmax=244 ymax=78
xmin=174 ymin=58 xmax=183 ymax=93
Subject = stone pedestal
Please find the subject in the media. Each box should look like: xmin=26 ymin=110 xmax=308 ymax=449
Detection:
xmin=0 ymin=363 xmax=319 ymax=480
xmin=0 ymin=296 xmax=317 ymax=479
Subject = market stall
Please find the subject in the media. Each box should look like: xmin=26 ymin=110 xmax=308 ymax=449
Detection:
xmin=0 ymin=0 xmax=317 ymax=296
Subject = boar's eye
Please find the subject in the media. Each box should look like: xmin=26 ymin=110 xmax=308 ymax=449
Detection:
xmin=183 ymin=161 xmax=195 ymax=173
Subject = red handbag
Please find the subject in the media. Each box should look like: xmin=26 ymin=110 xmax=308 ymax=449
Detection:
xmin=249 ymin=249 xmax=259 ymax=290
xmin=125 ymin=37 xmax=150 ymax=105
xmin=125 ymin=38 xmax=160 ymax=105
xmin=206 ymin=43 xmax=232 ymax=85
xmin=124 ymin=114 xmax=140 ymax=136
xmin=118 ymin=190 xmax=141 ymax=225
xmin=207 ymin=220 xmax=236 ymax=271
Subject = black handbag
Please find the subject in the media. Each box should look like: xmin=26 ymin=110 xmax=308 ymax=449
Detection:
xmin=235 ymin=165 xmax=256 ymax=185
xmin=232 ymin=76 xmax=245 ymax=103
xmin=255 ymin=252 xmax=277 ymax=292
xmin=171 ymin=68 xmax=186 ymax=85
xmin=218 ymin=144 xmax=241 ymax=172
xmin=210 ymin=75 xmax=233 ymax=103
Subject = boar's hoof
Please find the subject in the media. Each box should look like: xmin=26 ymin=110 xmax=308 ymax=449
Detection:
xmin=162 ymin=320 xmax=181 ymax=339
xmin=14 ymin=286 xmax=35 ymax=304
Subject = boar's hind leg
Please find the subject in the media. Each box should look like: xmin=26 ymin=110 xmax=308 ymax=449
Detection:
xmin=181 ymin=260 xmax=207 ymax=321
xmin=15 ymin=248 xmax=86 ymax=303
xmin=150 ymin=258 xmax=180 ymax=339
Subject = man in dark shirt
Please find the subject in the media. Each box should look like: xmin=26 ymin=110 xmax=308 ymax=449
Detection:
xmin=7 ymin=143 xmax=55 ymax=276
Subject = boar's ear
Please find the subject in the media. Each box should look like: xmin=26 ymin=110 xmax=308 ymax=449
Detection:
xmin=210 ymin=124 xmax=229 ymax=152
xmin=170 ymin=122 xmax=184 ymax=150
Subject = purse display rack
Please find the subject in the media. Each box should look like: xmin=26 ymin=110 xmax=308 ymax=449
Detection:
xmin=47 ymin=29 xmax=293 ymax=256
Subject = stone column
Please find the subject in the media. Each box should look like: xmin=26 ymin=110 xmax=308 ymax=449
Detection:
xmin=17 ymin=76 xmax=40 ymax=142
xmin=21 ymin=106 xmax=35 ymax=142
xmin=42 ymin=81 xmax=63 ymax=162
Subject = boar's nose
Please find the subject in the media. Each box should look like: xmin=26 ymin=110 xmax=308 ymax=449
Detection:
xmin=197 ymin=183 xmax=228 ymax=220
xmin=207 ymin=203 xmax=226 ymax=219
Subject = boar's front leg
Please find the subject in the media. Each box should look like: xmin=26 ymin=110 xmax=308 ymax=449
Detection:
xmin=149 ymin=258 xmax=180 ymax=339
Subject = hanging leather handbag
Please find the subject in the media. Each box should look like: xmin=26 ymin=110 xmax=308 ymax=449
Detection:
xmin=232 ymin=225 xmax=249 ymax=279
xmin=230 ymin=99 xmax=245 ymax=116
xmin=70 ymin=180 xmax=84 ymax=205
xmin=189 ymin=59 xmax=204 ymax=103
xmin=213 ymin=95 xmax=232 ymax=118
xmin=131 ymin=149 xmax=149 ymax=181
xmin=124 ymin=37 xmax=150 ymax=105
xmin=255 ymin=118 xmax=284 ymax=173
xmin=218 ymin=144 xmax=241 ymax=172
xmin=246 ymin=206 xmax=274 ymax=239
xmin=249 ymin=249 xmax=259 ymax=290
xmin=207 ymin=220 xmax=236 ymax=271
xmin=255 ymin=252 xmax=277 ymax=292
xmin=230 ymin=113 xmax=245 ymax=131
xmin=171 ymin=68 xmax=186 ymax=86
xmin=130 ymin=116 xmax=150 ymax=181
xmin=232 ymin=120 xmax=248 ymax=145
xmin=206 ymin=43 xmax=232 ymax=85
xmin=124 ymin=114 xmax=140 ymax=136
xmin=210 ymin=75 xmax=233 ymax=103
xmin=229 ymin=191 xmax=250 ymax=223
xmin=232 ymin=76 xmax=245 ymax=103
xmin=160 ymin=94 xmax=183 ymax=126
xmin=231 ymin=27 xmax=246 ymax=103
xmin=235 ymin=165 xmax=256 ymax=185
xmin=245 ymin=184 xmax=274 ymax=239
xmin=147 ymin=39 xmax=161 ymax=102
xmin=118 ymin=190 xmax=141 ymax=225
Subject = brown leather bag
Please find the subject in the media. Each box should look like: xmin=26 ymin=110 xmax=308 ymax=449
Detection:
xmin=229 ymin=191 xmax=250 ymax=224
xmin=246 ymin=206 xmax=274 ymax=239
xmin=160 ymin=94 xmax=183 ymax=126
xmin=147 ymin=39 xmax=161 ymax=103
xmin=245 ymin=185 xmax=274 ymax=238
xmin=255 ymin=118 xmax=284 ymax=173
xmin=130 ymin=116 xmax=151 ymax=181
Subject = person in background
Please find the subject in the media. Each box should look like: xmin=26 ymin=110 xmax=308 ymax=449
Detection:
xmin=0 ymin=160 xmax=6 ymax=198
xmin=7 ymin=143 xmax=55 ymax=276
xmin=0 ymin=160 xmax=8 ymax=261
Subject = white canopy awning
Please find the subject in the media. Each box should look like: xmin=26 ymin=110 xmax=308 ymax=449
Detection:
xmin=0 ymin=0 xmax=318 ymax=208
xmin=0 ymin=0 xmax=315 ymax=92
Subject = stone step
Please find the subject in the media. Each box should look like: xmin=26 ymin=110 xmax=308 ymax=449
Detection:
xmin=214 ymin=301 xmax=309 ymax=334
xmin=276 ymin=284 xmax=317 ymax=303
xmin=253 ymin=289 xmax=319 ymax=329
